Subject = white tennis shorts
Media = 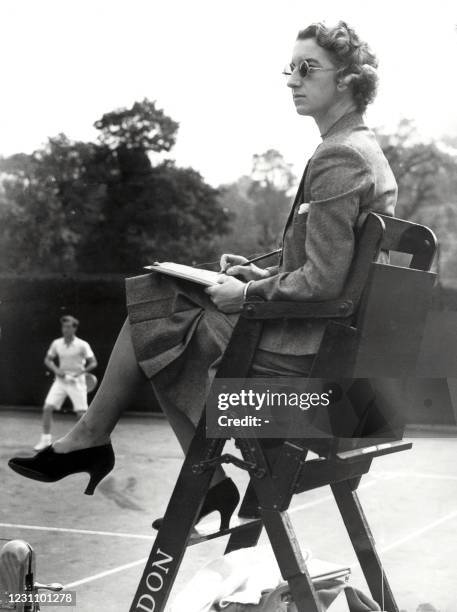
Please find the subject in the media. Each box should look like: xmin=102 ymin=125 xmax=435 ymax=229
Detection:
xmin=45 ymin=377 xmax=88 ymax=412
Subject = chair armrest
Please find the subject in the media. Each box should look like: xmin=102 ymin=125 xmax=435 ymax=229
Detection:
xmin=241 ymin=298 xmax=355 ymax=320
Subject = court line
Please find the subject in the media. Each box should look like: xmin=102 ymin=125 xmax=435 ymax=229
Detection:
xmin=4 ymin=474 xmax=448 ymax=589
xmin=0 ymin=523 xmax=155 ymax=541
xmin=348 ymin=507 xmax=457 ymax=571
xmin=379 ymin=508 xmax=457 ymax=554
xmin=45 ymin=475 xmax=456 ymax=589
xmin=58 ymin=480 xmax=381 ymax=589
xmin=65 ymin=507 xmax=457 ymax=590
xmin=64 ymin=558 xmax=148 ymax=589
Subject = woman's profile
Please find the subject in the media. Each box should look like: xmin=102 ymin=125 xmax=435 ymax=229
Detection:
xmin=9 ymin=21 xmax=397 ymax=530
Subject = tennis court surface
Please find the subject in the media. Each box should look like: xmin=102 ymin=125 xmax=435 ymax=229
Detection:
xmin=1 ymin=409 xmax=456 ymax=612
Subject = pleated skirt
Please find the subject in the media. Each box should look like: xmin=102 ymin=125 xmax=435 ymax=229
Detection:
xmin=125 ymin=273 xmax=314 ymax=424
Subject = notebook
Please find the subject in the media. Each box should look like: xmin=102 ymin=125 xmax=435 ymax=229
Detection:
xmin=145 ymin=262 xmax=220 ymax=287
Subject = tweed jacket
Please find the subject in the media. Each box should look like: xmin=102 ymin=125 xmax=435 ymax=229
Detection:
xmin=246 ymin=111 xmax=398 ymax=355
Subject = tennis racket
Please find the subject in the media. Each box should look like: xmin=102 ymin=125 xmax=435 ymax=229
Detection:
xmin=84 ymin=373 xmax=98 ymax=393
xmin=62 ymin=372 xmax=98 ymax=393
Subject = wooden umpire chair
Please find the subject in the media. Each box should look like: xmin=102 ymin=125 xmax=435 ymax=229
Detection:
xmin=129 ymin=213 xmax=437 ymax=612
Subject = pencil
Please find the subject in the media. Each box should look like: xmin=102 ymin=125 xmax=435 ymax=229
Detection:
xmin=240 ymin=248 xmax=282 ymax=266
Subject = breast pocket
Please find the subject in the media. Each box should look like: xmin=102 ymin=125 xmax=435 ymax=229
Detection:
xmin=294 ymin=202 xmax=309 ymax=227
xmin=297 ymin=202 xmax=310 ymax=215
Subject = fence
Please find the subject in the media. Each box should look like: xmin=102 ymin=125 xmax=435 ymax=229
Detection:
xmin=0 ymin=276 xmax=456 ymax=424
xmin=0 ymin=274 xmax=158 ymax=411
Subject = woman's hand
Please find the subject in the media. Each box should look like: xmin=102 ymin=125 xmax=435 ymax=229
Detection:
xmin=225 ymin=263 xmax=270 ymax=282
xmin=219 ymin=253 xmax=248 ymax=272
xmin=219 ymin=253 xmax=270 ymax=282
xmin=205 ymin=275 xmax=245 ymax=313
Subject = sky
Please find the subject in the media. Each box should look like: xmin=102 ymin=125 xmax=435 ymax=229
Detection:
xmin=0 ymin=0 xmax=456 ymax=186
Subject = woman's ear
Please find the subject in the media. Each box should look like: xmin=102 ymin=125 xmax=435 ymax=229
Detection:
xmin=336 ymin=73 xmax=355 ymax=91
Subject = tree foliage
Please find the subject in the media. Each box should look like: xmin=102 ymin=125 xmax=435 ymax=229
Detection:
xmin=218 ymin=150 xmax=296 ymax=258
xmin=249 ymin=149 xmax=295 ymax=249
xmin=2 ymin=108 xmax=456 ymax=279
xmin=94 ymin=99 xmax=179 ymax=153
xmin=0 ymin=100 xmax=230 ymax=274
xmin=375 ymin=119 xmax=457 ymax=220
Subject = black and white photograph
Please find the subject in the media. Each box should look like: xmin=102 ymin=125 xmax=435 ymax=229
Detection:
xmin=0 ymin=1 xmax=456 ymax=611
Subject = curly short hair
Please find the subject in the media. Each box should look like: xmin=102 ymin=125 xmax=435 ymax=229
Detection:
xmin=297 ymin=21 xmax=379 ymax=113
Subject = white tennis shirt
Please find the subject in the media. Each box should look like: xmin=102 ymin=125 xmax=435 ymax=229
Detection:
xmin=47 ymin=337 xmax=95 ymax=375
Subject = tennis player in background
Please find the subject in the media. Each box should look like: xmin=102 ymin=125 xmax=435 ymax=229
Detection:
xmin=34 ymin=315 xmax=97 ymax=451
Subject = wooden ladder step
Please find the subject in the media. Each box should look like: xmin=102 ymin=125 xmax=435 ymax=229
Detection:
xmin=152 ymin=517 xmax=262 ymax=546
xmin=336 ymin=440 xmax=412 ymax=462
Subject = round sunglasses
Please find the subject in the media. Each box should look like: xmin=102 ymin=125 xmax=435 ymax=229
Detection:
xmin=282 ymin=60 xmax=336 ymax=79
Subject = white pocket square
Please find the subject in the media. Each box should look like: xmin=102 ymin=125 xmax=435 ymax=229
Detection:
xmin=298 ymin=202 xmax=310 ymax=215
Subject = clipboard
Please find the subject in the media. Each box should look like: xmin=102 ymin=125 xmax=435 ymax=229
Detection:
xmin=145 ymin=262 xmax=220 ymax=287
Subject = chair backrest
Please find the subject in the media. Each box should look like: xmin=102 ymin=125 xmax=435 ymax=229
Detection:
xmin=308 ymin=213 xmax=437 ymax=453
xmin=353 ymin=214 xmax=437 ymax=378
xmin=218 ymin=212 xmax=438 ymax=453
xmin=311 ymin=213 xmax=437 ymax=379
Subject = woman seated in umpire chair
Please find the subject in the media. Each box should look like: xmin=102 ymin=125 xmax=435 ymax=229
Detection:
xmin=9 ymin=21 xmax=397 ymax=530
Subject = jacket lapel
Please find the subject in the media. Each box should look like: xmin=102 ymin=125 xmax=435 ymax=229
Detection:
xmin=281 ymin=111 xmax=364 ymax=245
xmin=282 ymin=160 xmax=309 ymax=240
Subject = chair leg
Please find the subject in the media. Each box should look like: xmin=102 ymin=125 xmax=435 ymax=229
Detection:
xmin=129 ymin=415 xmax=225 ymax=612
xmin=331 ymin=480 xmax=399 ymax=612
xmin=230 ymin=436 xmax=320 ymax=610
xmin=261 ymin=509 xmax=321 ymax=612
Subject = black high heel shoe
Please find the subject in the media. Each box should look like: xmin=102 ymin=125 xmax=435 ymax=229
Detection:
xmin=152 ymin=477 xmax=241 ymax=532
xmin=8 ymin=443 xmax=115 ymax=496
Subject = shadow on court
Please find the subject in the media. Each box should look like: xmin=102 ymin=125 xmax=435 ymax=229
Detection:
xmin=0 ymin=409 xmax=456 ymax=612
